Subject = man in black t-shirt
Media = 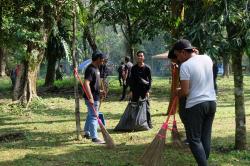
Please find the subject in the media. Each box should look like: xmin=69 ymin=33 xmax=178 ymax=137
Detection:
xmin=117 ymin=61 xmax=125 ymax=86
xmin=129 ymin=51 xmax=153 ymax=128
xmin=83 ymin=50 xmax=106 ymax=144
xmin=99 ymin=58 xmax=109 ymax=98
xmin=129 ymin=51 xmax=152 ymax=102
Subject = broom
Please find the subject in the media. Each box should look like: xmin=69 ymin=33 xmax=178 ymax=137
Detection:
xmin=171 ymin=115 xmax=183 ymax=148
xmin=167 ymin=63 xmax=179 ymax=115
xmin=74 ymin=69 xmax=115 ymax=149
xmin=141 ymin=96 xmax=178 ymax=166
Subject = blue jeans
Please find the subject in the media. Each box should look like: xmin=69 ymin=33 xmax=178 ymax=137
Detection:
xmin=84 ymin=100 xmax=100 ymax=139
xmin=186 ymin=101 xmax=216 ymax=166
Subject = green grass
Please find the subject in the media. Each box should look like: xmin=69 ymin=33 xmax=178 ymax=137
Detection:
xmin=0 ymin=75 xmax=250 ymax=166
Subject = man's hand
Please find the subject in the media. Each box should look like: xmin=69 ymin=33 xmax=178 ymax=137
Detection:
xmin=100 ymin=90 xmax=106 ymax=99
xmin=129 ymin=91 xmax=132 ymax=98
xmin=89 ymin=98 xmax=94 ymax=105
xmin=175 ymin=88 xmax=181 ymax=97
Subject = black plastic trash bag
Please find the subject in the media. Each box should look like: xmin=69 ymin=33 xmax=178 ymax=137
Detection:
xmin=114 ymin=99 xmax=151 ymax=132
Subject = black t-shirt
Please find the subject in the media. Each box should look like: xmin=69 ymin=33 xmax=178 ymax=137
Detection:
xmin=83 ymin=64 xmax=100 ymax=101
xmin=117 ymin=64 xmax=125 ymax=77
xmin=129 ymin=64 xmax=152 ymax=93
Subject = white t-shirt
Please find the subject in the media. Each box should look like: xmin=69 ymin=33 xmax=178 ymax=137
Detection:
xmin=180 ymin=54 xmax=216 ymax=108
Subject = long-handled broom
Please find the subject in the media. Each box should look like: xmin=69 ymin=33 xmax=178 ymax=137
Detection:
xmin=141 ymin=96 xmax=178 ymax=166
xmin=171 ymin=114 xmax=183 ymax=148
xmin=167 ymin=63 xmax=179 ymax=116
xmin=74 ymin=69 xmax=115 ymax=149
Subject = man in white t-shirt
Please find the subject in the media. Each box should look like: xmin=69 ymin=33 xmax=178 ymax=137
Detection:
xmin=173 ymin=39 xmax=216 ymax=166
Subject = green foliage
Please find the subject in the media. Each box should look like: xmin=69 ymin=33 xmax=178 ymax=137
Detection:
xmin=95 ymin=0 xmax=172 ymax=44
xmin=45 ymin=24 xmax=70 ymax=61
xmin=78 ymin=2 xmax=88 ymax=27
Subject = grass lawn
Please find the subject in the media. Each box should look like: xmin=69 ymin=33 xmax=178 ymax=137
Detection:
xmin=0 ymin=75 xmax=250 ymax=166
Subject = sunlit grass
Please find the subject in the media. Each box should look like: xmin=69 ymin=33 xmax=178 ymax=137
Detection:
xmin=0 ymin=75 xmax=249 ymax=166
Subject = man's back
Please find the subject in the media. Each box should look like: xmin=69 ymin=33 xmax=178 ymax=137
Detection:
xmin=180 ymin=55 xmax=216 ymax=108
xmin=125 ymin=61 xmax=133 ymax=79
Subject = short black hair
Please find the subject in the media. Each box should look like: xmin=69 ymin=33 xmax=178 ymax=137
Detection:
xmin=92 ymin=51 xmax=106 ymax=61
xmin=125 ymin=56 xmax=130 ymax=62
xmin=168 ymin=48 xmax=176 ymax=59
xmin=136 ymin=50 xmax=145 ymax=56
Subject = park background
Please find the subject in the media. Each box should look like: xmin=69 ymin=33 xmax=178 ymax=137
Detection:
xmin=0 ymin=0 xmax=250 ymax=166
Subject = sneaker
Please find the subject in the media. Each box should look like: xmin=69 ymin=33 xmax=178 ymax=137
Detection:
xmin=84 ymin=134 xmax=91 ymax=139
xmin=183 ymin=139 xmax=189 ymax=145
xmin=92 ymin=138 xmax=105 ymax=144
xmin=81 ymin=132 xmax=91 ymax=139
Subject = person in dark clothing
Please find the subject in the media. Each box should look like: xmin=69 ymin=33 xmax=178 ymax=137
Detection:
xmin=129 ymin=50 xmax=152 ymax=128
xmin=10 ymin=68 xmax=16 ymax=89
xmin=99 ymin=58 xmax=109 ymax=98
xmin=83 ymin=50 xmax=106 ymax=144
xmin=129 ymin=52 xmax=152 ymax=101
xmin=10 ymin=64 xmax=20 ymax=90
xmin=117 ymin=61 xmax=125 ymax=86
xmin=120 ymin=56 xmax=133 ymax=101
xmin=56 ymin=64 xmax=63 ymax=80
xmin=213 ymin=60 xmax=218 ymax=94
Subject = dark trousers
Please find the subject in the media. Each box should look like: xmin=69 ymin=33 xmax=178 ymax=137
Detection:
xmin=131 ymin=91 xmax=146 ymax=102
xmin=121 ymin=83 xmax=129 ymax=100
xmin=118 ymin=75 xmax=123 ymax=86
xmin=179 ymin=97 xmax=188 ymax=136
xmin=186 ymin=101 xmax=216 ymax=166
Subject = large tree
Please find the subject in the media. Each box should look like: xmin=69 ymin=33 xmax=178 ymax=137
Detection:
xmin=3 ymin=0 xmax=55 ymax=105
xmin=224 ymin=0 xmax=249 ymax=150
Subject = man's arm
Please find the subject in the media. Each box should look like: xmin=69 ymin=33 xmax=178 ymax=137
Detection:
xmin=178 ymin=80 xmax=189 ymax=97
xmin=123 ymin=65 xmax=128 ymax=80
xmin=84 ymin=79 xmax=94 ymax=104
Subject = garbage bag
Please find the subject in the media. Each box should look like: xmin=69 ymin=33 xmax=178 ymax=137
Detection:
xmin=114 ymin=99 xmax=151 ymax=132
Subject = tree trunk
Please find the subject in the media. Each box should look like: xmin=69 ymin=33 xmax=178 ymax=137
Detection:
xmin=0 ymin=47 xmax=6 ymax=76
xmin=13 ymin=2 xmax=51 ymax=106
xmin=248 ymin=56 xmax=250 ymax=73
xmin=13 ymin=44 xmax=43 ymax=105
xmin=84 ymin=26 xmax=97 ymax=52
xmin=232 ymin=52 xmax=246 ymax=150
xmin=44 ymin=54 xmax=57 ymax=87
xmin=222 ymin=54 xmax=230 ymax=77
xmin=125 ymin=40 xmax=134 ymax=63
xmin=0 ymin=5 xmax=5 ymax=77
xmin=72 ymin=3 xmax=81 ymax=140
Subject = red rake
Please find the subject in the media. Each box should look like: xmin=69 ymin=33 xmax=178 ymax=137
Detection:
xmin=74 ymin=69 xmax=115 ymax=149
xmin=141 ymin=96 xmax=179 ymax=166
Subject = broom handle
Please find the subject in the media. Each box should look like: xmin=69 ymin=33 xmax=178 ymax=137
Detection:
xmin=162 ymin=96 xmax=178 ymax=129
xmin=98 ymin=79 xmax=105 ymax=111
xmin=167 ymin=64 xmax=179 ymax=114
xmin=74 ymin=68 xmax=103 ymax=125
